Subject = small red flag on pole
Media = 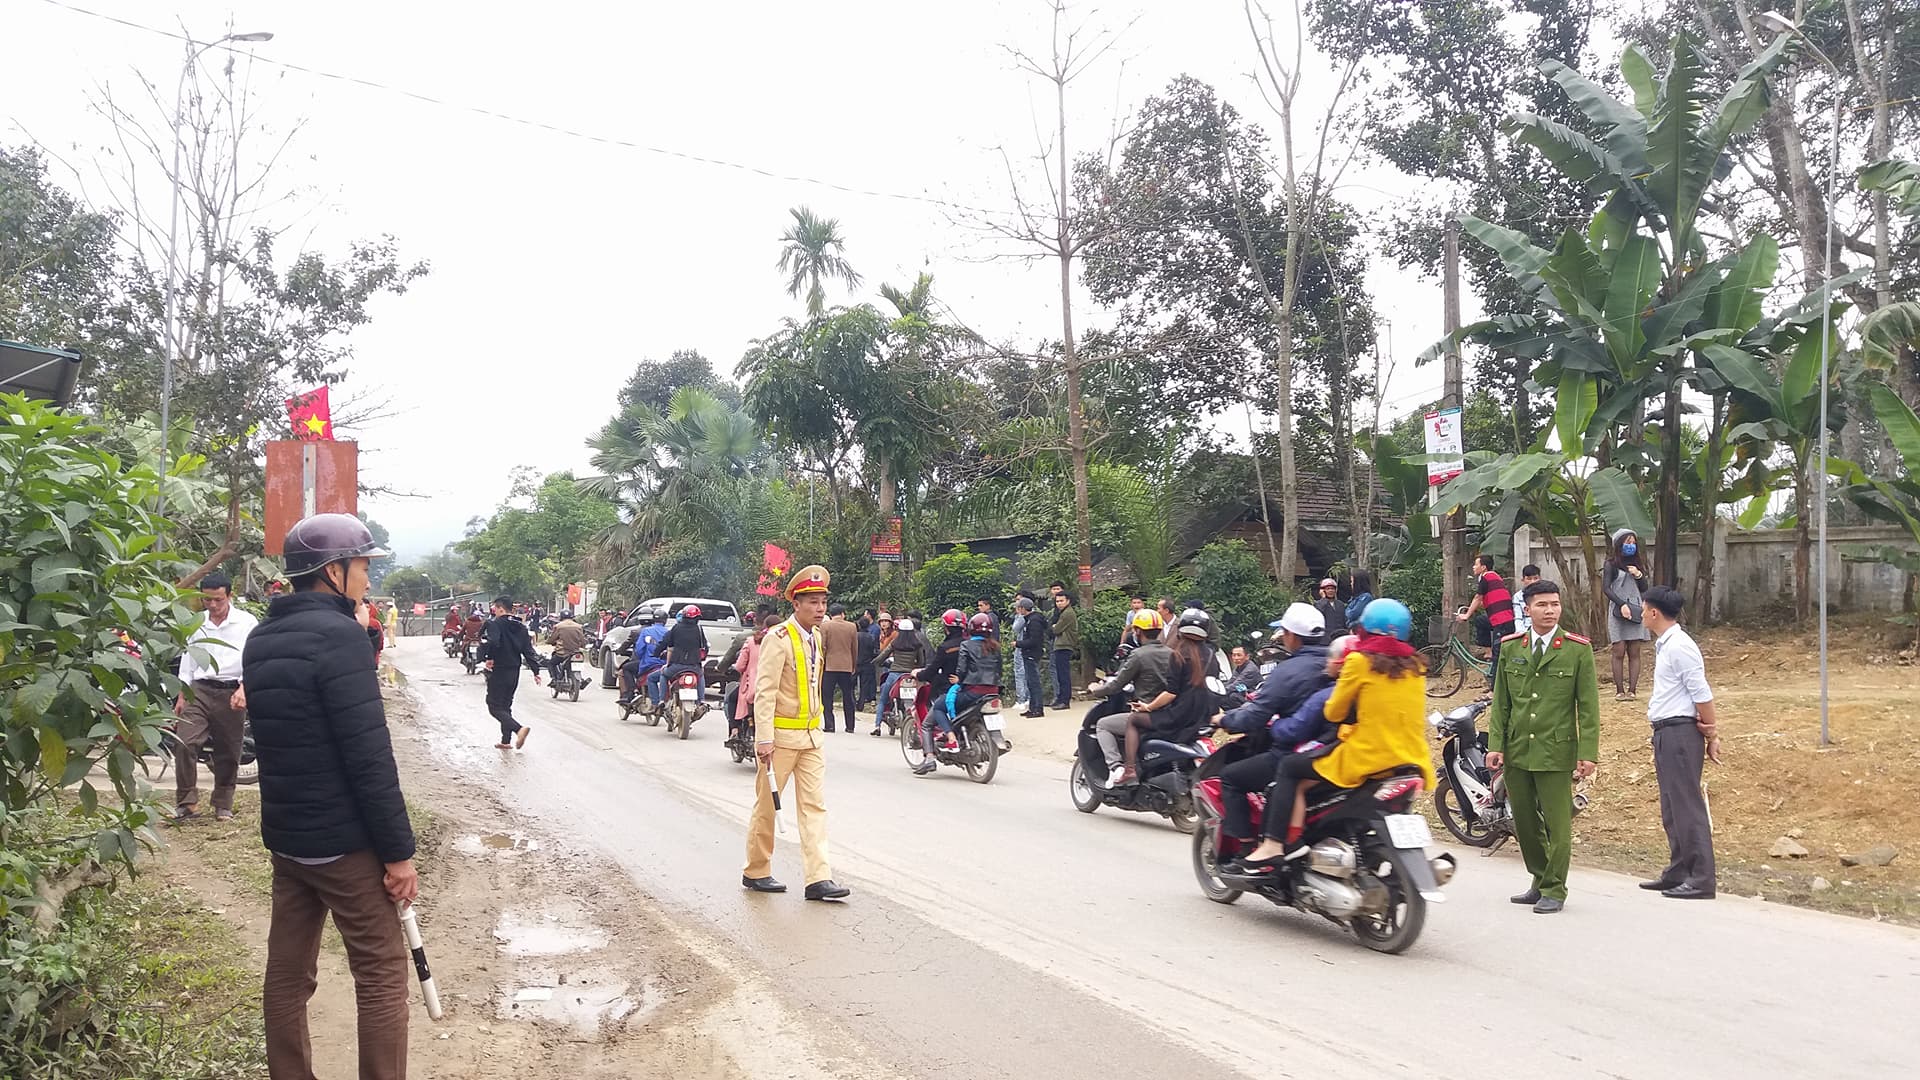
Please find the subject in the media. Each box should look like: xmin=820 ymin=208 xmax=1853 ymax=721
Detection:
xmin=287 ymin=386 xmax=334 ymax=441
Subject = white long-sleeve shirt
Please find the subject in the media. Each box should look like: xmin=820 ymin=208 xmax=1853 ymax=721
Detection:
xmin=179 ymin=606 xmax=259 ymax=684
xmin=1646 ymin=624 xmax=1712 ymax=722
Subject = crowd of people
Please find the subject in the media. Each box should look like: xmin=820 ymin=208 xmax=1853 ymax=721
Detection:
xmin=147 ymin=509 xmax=1725 ymax=1078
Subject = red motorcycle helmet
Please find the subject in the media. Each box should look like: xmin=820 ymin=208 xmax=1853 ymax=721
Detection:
xmin=942 ymin=608 xmax=966 ymax=628
xmin=681 ymin=604 xmax=702 ymax=620
xmin=967 ymin=612 xmax=994 ymax=633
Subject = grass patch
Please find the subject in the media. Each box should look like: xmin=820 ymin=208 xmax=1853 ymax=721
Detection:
xmin=4 ymin=877 xmax=268 ymax=1080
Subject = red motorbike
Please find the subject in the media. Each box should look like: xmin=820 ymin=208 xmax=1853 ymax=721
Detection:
xmin=1191 ymin=756 xmax=1456 ymax=955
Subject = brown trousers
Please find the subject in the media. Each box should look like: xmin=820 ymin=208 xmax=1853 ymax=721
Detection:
xmin=265 ymin=851 xmax=409 ymax=1080
xmin=175 ymin=680 xmax=245 ymax=811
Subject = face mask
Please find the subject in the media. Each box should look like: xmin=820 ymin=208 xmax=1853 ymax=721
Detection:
xmin=1622 ymin=542 xmax=1638 ymax=556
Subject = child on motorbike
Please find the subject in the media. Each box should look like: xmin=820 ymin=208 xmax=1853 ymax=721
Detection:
xmin=1231 ymin=599 xmax=1434 ymax=876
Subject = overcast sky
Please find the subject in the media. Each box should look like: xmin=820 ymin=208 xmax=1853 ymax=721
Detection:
xmin=7 ymin=0 xmax=1473 ymax=560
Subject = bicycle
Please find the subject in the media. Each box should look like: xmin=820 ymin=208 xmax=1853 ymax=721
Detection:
xmin=1421 ymin=610 xmax=1494 ymax=699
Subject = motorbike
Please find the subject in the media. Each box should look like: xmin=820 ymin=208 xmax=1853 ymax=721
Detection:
xmin=1068 ymin=696 xmax=1211 ymax=832
xmin=723 ymin=714 xmax=757 ymax=765
xmin=1191 ymin=764 xmax=1456 ymax=955
xmin=547 ymin=652 xmax=585 ymax=702
xmin=460 ymin=640 xmax=484 ymax=676
xmin=584 ymin=629 xmax=605 ymax=670
xmin=898 ymin=684 xmax=1003 ymax=783
xmin=875 ymin=673 xmax=920 ymax=737
xmin=157 ymin=715 xmax=260 ymax=787
xmin=1428 ymin=698 xmax=1588 ymax=850
xmin=664 ymin=667 xmax=708 ymax=740
xmin=442 ymin=630 xmax=462 ymax=657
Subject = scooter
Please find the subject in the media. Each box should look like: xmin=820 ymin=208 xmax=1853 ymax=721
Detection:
xmin=547 ymin=652 xmax=584 ymax=702
xmin=664 ymin=668 xmax=708 ymax=740
xmin=1428 ymin=698 xmax=1588 ymax=850
xmin=1191 ymin=765 xmax=1456 ymax=955
xmin=156 ymin=716 xmax=260 ymax=787
xmin=723 ymin=713 xmax=757 ymax=765
xmin=460 ymin=640 xmax=484 ymax=676
xmin=1068 ymin=695 xmax=1211 ymax=832
xmin=442 ymin=631 xmax=462 ymax=657
xmin=898 ymin=685 xmax=1003 ymax=784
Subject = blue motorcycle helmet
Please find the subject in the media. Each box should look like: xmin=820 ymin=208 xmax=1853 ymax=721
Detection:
xmin=1359 ymin=597 xmax=1413 ymax=642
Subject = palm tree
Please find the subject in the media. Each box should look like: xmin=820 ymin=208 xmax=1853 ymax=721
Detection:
xmin=776 ymin=206 xmax=862 ymax=317
xmin=581 ymin=387 xmax=764 ymax=566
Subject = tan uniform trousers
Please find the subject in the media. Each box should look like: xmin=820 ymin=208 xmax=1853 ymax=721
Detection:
xmin=743 ymin=726 xmax=832 ymax=886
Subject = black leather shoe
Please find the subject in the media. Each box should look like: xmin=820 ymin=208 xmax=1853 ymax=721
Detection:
xmin=741 ymin=875 xmax=787 ymax=893
xmin=1510 ymin=888 xmax=1542 ymax=905
xmin=1022 ymin=709 xmax=1044 ymax=718
xmin=1533 ymin=897 xmax=1565 ymax=914
xmin=805 ymin=880 xmax=851 ymax=901
xmin=1662 ymin=883 xmax=1715 ymax=900
xmin=1639 ymin=878 xmax=1681 ymax=891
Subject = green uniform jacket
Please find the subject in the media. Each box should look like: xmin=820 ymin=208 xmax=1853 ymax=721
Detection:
xmin=1486 ymin=627 xmax=1600 ymax=771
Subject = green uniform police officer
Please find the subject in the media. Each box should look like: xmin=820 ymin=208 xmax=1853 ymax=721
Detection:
xmin=1487 ymin=580 xmax=1600 ymax=914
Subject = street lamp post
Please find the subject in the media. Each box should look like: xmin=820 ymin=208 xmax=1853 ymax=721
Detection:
xmin=1757 ymin=12 xmax=1839 ymax=746
xmin=158 ymin=30 xmax=273 ymax=531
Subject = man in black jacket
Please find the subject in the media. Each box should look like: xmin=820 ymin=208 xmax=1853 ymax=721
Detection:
xmin=246 ymin=513 xmax=415 ymax=1080
xmin=1015 ymin=596 xmax=1048 ymax=718
xmin=481 ymin=595 xmax=544 ymax=749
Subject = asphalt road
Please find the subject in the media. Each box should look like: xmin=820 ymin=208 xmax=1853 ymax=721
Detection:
xmin=393 ymin=638 xmax=1920 ymax=1079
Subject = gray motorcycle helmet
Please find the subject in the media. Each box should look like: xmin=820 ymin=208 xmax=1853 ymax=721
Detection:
xmin=282 ymin=513 xmax=391 ymax=578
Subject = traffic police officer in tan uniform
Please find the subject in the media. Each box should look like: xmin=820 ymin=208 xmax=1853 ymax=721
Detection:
xmin=1486 ymin=579 xmax=1600 ymax=914
xmin=741 ymin=565 xmax=851 ymax=901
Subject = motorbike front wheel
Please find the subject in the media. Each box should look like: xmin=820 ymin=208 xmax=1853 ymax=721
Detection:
xmin=1068 ymin=759 xmax=1101 ymax=813
xmin=1351 ymin=843 xmax=1428 ymax=955
xmin=961 ymin=721 xmax=998 ymax=785
xmin=899 ymin=715 xmax=925 ymax=769
xmin=1433 ymin=777 xmax=1499 ymax=847
xmin=1191 ymin=808 xmax=1243 ymax=904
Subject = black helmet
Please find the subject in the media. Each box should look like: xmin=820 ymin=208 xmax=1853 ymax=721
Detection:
xmin=282 ymin=513 xmax=390 ymax=578
xmin=1174 ymin=609 xmax=1216 ymax=642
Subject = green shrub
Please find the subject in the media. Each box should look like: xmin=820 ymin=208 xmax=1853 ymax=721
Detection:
xmin=1185 ymin=541 xmax=1285 ymax=645
xmin=910 ymin=544 xmax=1012 ymax=621
xmin=1383 ymin=550 xmax=1445 ymax=646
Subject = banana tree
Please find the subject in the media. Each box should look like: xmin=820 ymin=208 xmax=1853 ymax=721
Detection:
xmin=1432 ymin=33 xmax=1794 ymax=592
xmin=1839 ymin=385 xmax=1920 ymax=643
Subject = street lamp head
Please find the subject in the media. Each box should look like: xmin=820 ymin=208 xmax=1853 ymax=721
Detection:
xmin=228 ymin=31 xmax=274 ymax=42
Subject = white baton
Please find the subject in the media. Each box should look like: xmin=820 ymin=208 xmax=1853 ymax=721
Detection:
xmin=396 ymin=902 xmax=444 ymax=1020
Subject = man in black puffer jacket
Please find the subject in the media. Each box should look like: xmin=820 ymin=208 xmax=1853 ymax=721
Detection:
xmin=245 ymin=513 xmax=415 ymax=1080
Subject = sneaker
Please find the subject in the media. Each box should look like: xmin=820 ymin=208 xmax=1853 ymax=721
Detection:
xmin=913 ymin=760 xmax=938 ymax=775
xmin=1106 ymin=765 xmax=1127 ymax=787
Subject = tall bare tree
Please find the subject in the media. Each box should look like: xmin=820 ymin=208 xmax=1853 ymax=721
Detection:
xmin=990 ymin=0 xmax=1133 ymax=644
xmin=1232 ymin=0 xmax=1361 ymax=585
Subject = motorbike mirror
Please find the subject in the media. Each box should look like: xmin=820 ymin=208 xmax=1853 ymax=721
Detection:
xmin=1204 ymin=675 xmax=1225 ymax=695
xmin=1427 ymin=710 xmax=1444 ymax=729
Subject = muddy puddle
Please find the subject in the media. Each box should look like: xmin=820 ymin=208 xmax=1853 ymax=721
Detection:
xmin=493 ymin=900 xmax=606 ymax=956
xmin=455 ymin=831 xmax=541 ymax=856
xmin=499 ymin=968 xmax=663 ymax=1039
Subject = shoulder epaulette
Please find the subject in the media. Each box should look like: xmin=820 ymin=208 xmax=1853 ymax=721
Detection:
xmin=1500 ymin=631 xmax=1527 ymax=642
xmin=1562 ymin=632 xmax=1591 ymax=645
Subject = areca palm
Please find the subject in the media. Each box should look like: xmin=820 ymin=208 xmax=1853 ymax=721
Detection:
xmin=777 ymin=206 xmax=862 ymax=317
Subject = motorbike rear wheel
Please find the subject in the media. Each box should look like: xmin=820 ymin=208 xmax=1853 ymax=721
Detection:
xmin=1191 ymin=808 xmax=1243 ymax=904
xmin=1068 ymin=759 xmax=1101 ymax=813
xmin=1421 ymin=644 xmax=1465 ymax=698
xmin=676 ymin=702 xmax=693 ymax=740
xmin=1167 ymin=793 xmax=1198 ymax=835
xmin=569 ymin=687 xmax=580 ymax=703
xmin=1433 ymin=777 xmax=1499 ymax=847
xmin=961 ymin=721 xmax=998 ymax=785
xmin=1351 ymin=843 xmax=1428 ymax=955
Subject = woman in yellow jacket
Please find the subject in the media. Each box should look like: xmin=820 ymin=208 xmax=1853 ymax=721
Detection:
xmin=1231 ymin=598 xmax=1434 ymax=876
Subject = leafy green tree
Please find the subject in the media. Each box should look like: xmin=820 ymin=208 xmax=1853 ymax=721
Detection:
xmin=1184 ymin=541 xmax=1285 ymax=646
xmin=910 ymin=545 xmax=1013 ymax=623
xmin=461 ymin=469 xmax=618 ymax=601
xmin=776 ymin=206 xmax=862 ymax=318
xmin=382 ymin=566 xmax=439 ymax=608
xmin=1 ymin=395 xmax=198 ymax=924
xmin=612 ymin=349 xmax=739 ymax=415
xmin=0 ymin=145 xmax=119 ymax=350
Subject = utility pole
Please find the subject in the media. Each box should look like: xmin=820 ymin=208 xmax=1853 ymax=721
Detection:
xmin=1440 ymin=217 xmax=1465 ymax=635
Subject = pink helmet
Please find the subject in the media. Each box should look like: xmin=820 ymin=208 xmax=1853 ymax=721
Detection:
xmin=967 ymin=612 xmax=994 ymax=633
xmin=942 ymin=608 xmax=967 ymax=628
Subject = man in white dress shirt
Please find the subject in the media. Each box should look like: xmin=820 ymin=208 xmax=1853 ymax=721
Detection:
xmin=173 ymin=572 xmax=257 ymax=821
xmin=1639 ymin=586 xmax=1720 ymax=900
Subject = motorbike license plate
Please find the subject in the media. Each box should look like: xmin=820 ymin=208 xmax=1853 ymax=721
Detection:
xmin=676 ymin=688 xmax=699 ymax=702
xmin=983 ymin=713 xmax=1006 ymax=732
xmin=1383 ymin=814 xmax=1433 ymax=849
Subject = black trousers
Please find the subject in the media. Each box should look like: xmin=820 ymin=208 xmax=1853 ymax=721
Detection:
xmin=1264 ymin=750 xmax=1339 ymax=841
xmin=1021 ymin=652 xmax=1044 ymax=713
xmin=485 ymin=671 xmax=523 ymax=742
xmin=820 ymin=671 xmax=857 ymax=730
xmin=857 ymin=664 xmax=877 ymax=708
xmin=1219 ymin=750 xmax=1282 ymax=839
xmin=1051 ymin=649 xmax=1074 ymax=707
xmin=1653 ymin=722 xmax=1716 ymax=890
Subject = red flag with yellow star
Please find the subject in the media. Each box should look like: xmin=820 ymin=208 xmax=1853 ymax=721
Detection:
xmin=758 ymin=542 xmax=792 ymax=597
xmin=287 ymin=386 xmax=334 ymax=441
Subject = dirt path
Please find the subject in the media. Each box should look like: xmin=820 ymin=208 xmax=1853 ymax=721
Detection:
xmin=156 ymin=681 xmax=834 ymax=1079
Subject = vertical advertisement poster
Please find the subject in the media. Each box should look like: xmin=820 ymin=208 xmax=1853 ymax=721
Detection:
xmin=1425 ymin=407 xmax=1465 ymax=486
xmin=870 ymin=516 xmax=904 ymax=562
